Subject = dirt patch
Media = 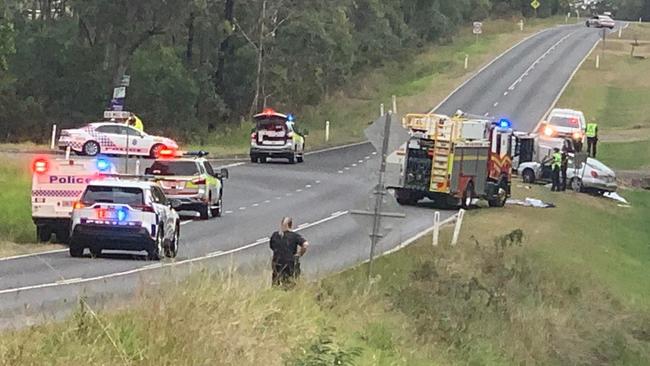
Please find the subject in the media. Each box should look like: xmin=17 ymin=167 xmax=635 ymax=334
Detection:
xmin=616 ymin=170 xmax=650 ymax=189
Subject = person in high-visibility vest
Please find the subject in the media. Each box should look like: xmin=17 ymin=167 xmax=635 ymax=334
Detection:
xmin=127 ymin=113 xmax=144 ymax=132
xmin=586 ymin=121 xmax=598 ymax=157
xmin=551 ymin=148 xmax=562 ymax=192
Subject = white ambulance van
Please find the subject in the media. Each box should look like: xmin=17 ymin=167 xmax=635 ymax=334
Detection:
xmin=31 ymin=156 xmax=115 ymax=243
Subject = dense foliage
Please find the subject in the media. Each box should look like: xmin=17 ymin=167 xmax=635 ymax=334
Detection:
xmin=0 ymin=0 xmax=645 ymax=142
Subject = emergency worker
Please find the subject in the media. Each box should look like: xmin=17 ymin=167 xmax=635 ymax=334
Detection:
xmin=551 ymin=147 xmax=562 ymax=192
xmin=126 ymin=113 xmax=144 ymax=132
xmin=586 ymin=121 xmax=598 ymax=157
xmin=269 ymin=217 xmax=309 ymax=287
xmin=560 ymin=146 xmax=569 ymax=191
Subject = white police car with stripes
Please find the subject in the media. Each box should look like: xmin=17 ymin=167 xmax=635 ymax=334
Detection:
xmin=69 ymin=179 xmax=181 ymax=260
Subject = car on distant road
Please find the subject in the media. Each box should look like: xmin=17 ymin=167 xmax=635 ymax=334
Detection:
xmin=539 ymin=108 xmax=586 ymax=149
xmin=586 ymin=15 xmax=615 ymax=29
xmin=58 ymin=122 xmax=178 ymax=158
xmin=250 ymin=108 xmax=307 ymax=164
xmin=145 ymin=152 xmax=228 ymax=219
xmin=69 ymin=179 xmax=181 ymax=260
xmin=517 ymin=155 xmax=617 ymax=194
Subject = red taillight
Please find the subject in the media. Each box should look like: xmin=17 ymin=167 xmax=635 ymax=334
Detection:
xmin=192 ymin=178 xmax=206 ymax=185
xmin=157 ymin=148 xmax=176 ymax=158
xmin=73 ymin=201 xmax=85 ymax=209
xmin=136 ymin=205 xmax=156 ymax=213
xmin=32 ymin=159 xmax=49 ymax=174
xmin=591 ymin=171 xmax=599 ymax=178
xmin=97 ymin=208 xmax=108 ymax=219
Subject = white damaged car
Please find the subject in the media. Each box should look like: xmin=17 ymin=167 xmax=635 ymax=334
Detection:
xmin=518 ymin=156 xmax=617 ymax=194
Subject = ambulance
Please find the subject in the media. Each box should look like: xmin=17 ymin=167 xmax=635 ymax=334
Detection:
xmin=31 ymin=156 xmax=115 ymax=243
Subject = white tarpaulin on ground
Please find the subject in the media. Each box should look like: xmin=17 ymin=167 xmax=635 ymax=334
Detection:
xmin=506 ymin=197 xmax=555 ymax=208
xmin=604 ymin=192 xmax=629 ymax=205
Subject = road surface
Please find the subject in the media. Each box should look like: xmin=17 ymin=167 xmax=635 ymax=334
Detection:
xmin=0 ymin=23 xmax=613 ymax=328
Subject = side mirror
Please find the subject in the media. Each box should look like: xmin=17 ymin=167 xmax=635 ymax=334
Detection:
xmin=169 ymin=199 xmax=182 ymax=210
xmin=220 ymin=168 xmax=229 ymax=179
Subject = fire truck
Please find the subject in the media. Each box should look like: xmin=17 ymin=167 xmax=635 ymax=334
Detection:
xmin=31 ymin=156 xmax=115 ymax=243
xmin=388 ymin=111 xmax=514 ymax=208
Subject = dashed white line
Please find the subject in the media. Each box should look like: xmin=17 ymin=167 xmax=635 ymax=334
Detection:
xmin=305 ymin=185 xmax=312 ymax=188
xmin=503 ymin=91 xmax=508 ymax=96
xmin=264 ymin=200 xmax=271 ymax=204
xmin=219 ymin=162 xmax=246 ymax=169
xmin=344 ymin=167 xmax=350 ymax=170
xmin=338 ymin=170 xmax=344 ymax=174
xmin=285 ymin=193 xmax=293 ymax=196
xmin=493 ymin=102 xmax=499 ymax=107
xmin=252 ymin=203 xmax=259 ymax=207
xmin=297 ymin=222 xmax=311 ymax=229
xmin=239 ymin=207 xmax=246 ymax=210
xmin=352 ymin=164 xmax=357 ymax=167
xmin=484 ymin=112 xmax=490 ymax=116
xmin=365 ymin=156 xmax=371 ymax=160
xmin=315 ymin=180 xmax=321 ymax=184
xmin=358 ymin=160 xmax=364 ymax=163
xmin=180 ymin=220 xmax=192 ymax=226
xmin=225 ymin=210 xmax=233 ymax=214
xmin=295 ymin=189 xmax=303 ymax=193
xmin=275 ymin=197 xmax=282 ymax=200
xmin=372 ymin=152 xmax=377 ymax=155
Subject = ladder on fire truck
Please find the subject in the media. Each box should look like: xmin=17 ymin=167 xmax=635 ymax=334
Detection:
xmin=429 ymin=117 xmax=457 ymax=191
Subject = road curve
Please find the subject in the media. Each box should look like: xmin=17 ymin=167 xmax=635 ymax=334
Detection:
xmin=0 ymin=22 xmax=611 ymax=328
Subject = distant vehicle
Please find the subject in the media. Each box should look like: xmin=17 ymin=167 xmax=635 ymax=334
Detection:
xmin=58 ymin=122 xmax=178 ymax=158
xmin=517 ymin=156 xmax=617 ymax=194
xmin=145 ymin=152 xmax=228 ymax=219
xmin=539 ymin=109 xmax=586 ymax=149
xmin=31 ymin=156 xmax=116 ymax=243
xmin=69 ymin=179 xmax=181 ymax=260
xmin=586 ymin=15 xmax=615 ymax=29
xmin=250 ymin=108 xmax=307 ymax=164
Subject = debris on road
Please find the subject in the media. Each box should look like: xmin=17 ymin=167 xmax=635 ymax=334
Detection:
xmin=506 ymin=197 xmax=555 ymax=208
xmin=604 ymin=192 xmax=629 ymax=205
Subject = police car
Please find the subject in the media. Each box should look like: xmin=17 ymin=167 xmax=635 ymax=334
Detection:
xmin=31 ymin=156 xmax=116 ymax=243
xmin=145 ymin=151 xmax=228 ymax=219
xmin=250 ymin=108 xmax=307 ymax=164
xmin=69 ymin=179 xmax=181 ymax=260
xmin=58 ymin=122 xmax=178 ymax=158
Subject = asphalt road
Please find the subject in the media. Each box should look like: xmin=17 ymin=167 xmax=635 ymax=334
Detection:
xmin=0 ymin=22 xmax=616 ymax=328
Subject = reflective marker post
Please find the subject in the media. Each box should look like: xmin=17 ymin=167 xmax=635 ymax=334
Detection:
xmin=432 ymin=211 xmax=440 ymax=246
xmin=50 ymin=124 xmax=57 ymax=150
xmin=325 ymin=120 xmax=330 ymax=142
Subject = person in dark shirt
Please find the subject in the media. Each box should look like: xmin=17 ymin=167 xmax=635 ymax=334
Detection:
xmin=269 ymin=217 xmax=309 ymax=287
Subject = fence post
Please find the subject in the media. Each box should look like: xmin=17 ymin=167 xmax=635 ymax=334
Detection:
xmin=50 ymin=124 xmax=57 ymax=150
xmin=451 ymin=209 xmax=465 ymax=246
xmin=432 ymin=211 xmax=440 ymax=246
xmin=325 ymin=120 xmax=330 ymax=142
xmin=392 ymin=95 xmax=397 ymax=115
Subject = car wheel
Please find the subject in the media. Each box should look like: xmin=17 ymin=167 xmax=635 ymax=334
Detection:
xmin=69 ymin=240 xmax=84 ymax=257
xmin=37 ymin=226 xmax=52 ymax=243
xmin=570 ymin=178 xmax=583 ymax=193
xmin=211 ymin=196 xmax=222 ymax=217
xmin=165 ymin=224 xmax=179 ymax=258
xmin=149 ymin=144 xmax=165 ymax=158
xmin=288 ymin=153 xmax=297 ymax=164
xmin=297 ymin=154 xmax=304 ymax=163
xmin=89 ymin=246 xmax=102 ymax=258
xmin=199 ymin=203 xmax=211 ymax=220
xmin=461 ymin=182 xmax=474 ymax=209
xmin=148 ymin=227 xmax=164 ymax=260
xmin=522 ymin=169 xmax=536 ymax=184
xmin=82 ymin=141 xmax=100 ymax=156
xmin=250 ymin=155 xmax=257 ymax=163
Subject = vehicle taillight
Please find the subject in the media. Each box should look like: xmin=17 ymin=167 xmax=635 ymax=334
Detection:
xmin=157 ymin=148 xmax=176 ymax=158
xmin=73 ymin=201 xmax=85 ymax=209
xmin=192 ymin=178 xmax=206 ymax=185
xmin=251 ymin=132 xmax=257 ymax=141
xmin=591 ymin=171 xmax=599 ymax=178
xmin=32 ymin=159 xmax=49 ymax=174
xmin=136 ymin=205 xmax=156 ymax=213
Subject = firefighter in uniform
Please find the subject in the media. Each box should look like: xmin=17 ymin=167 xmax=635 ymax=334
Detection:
xmin=551 ymin=148 xmax=562 ymax=192
xmin=586 ymin=121 xmax=598 ymax=158
xmin=269 ymin=217 xmax=309 ymax=287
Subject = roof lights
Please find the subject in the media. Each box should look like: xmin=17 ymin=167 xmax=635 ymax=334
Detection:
xmin=32 ymin=159 xmax=49 ymax=174
xmin=96 ymin=158 xmax=110 ymax=172
xmin=498 ymin=118 xmax=512 ymax=128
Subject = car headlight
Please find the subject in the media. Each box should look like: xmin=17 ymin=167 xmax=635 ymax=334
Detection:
xmin=544 ymin=126 xmax=554 ymax=137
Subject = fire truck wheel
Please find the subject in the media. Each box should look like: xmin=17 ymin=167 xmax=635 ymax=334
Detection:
xmin=461 ymin=182 xmax=474 ymax=209
xmin=395 ymin=189 xmax=418 ymax=205
xmin=37 ymin=226 xmax=52 ymax=243
xmin=82 ymin=141 xmax=100 ymax=156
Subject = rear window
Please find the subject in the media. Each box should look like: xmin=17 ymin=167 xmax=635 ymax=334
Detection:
xmin=257 ymin=120 xmax=287 ymax=131
xmin=549 ymin=115 xmax=581 ymax=128
xmin=82 ymin=186 xmax=144 ymax=205
xmin=149 ymin=161 xmax=199 ymax=176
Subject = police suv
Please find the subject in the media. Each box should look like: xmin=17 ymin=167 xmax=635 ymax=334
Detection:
xmin=69 ymin=179 xmax=181 ymax=260
xmin=31 ymin=156 xmax=116 ymax=243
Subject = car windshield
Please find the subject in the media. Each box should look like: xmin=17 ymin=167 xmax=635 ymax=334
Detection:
xmin=549 ymin=115 xmax=581 ymax=128
xmin=82 ymin=186 xmax=144 ymax=205
xmin=257 ymin=119 xmax=287 ymax=131
xmin=149 ymin=161 xmax=199 ymax=176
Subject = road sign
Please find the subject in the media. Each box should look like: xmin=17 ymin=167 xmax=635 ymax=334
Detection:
xmin=113 ymin=86 xmax=126 ymax=99
xmin=120 ymin=74 xmax=131 ymax=87
xmin=473 ymin=22 xmax=483 ymax=35
xmin=531 ymin=0 xmax=540 ymax=10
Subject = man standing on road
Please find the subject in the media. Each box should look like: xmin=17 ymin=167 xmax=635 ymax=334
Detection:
xmin=551 ymin=148 xmax=562 ymax=192
xmin=269 ymin=217 xmax=309 ymax=287
xmin=586 ymin=121 xmax=598 ymax=157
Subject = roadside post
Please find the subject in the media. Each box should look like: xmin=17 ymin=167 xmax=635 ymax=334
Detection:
xmin=380 ymin=103 xmax=384 ymax=117
xmin=451 ymin=209 xmax=465 ymax=246
xmin=596 ymin=54 xmax=600 ymax=69
xmin=65 ymin=146 xmax=71 ymax=160
xmin=432 ymin=211 xmax=440 ymax=246
xmin=50 ymin=124 xmax=57 ymax=150
xmin=519 ymin=19 xmax=524 ymax=31
xmin=464 ymin=54 xmax=469 ymax=70
xmin=618 ymin=27 xmax=622 ymax=38
xmin=325 ymin=120 xmax=330 ymax=142
xmin=566 ymin=13 xmax=570 ymax=24
xmin=392 ymin=95 xmax=397 ymax=115
xmin=530 ymin=0 xmax=540 ymax=17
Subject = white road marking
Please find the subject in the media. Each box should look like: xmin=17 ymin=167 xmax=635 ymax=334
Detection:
xmin=252 ymin=203 xmax=259 ymax=207
xmin=304 ymin=141 xmax=369 ymax=156
xmin=503 ymin=91 xmax=508 ymax=96
xmin=55 ymin=277 xmax=83 ymax=285
xmin=344 ymin=167 xmax=350 ymax=170
xmin=285 ymin=192 xmax=293 ymax=196
xmin=295 ymin=189 xmax=303 ymax=193
xmin=338 ymin=170 xmax=344 ymax=174
xmin=264 ymin=200 xmax=271 ymax=204
xmin=0 ymin=211 xmax=350 ymax=296
xmin=315 ymin=180 xmax=321 ymax=184
xmin=0 ymin=249 xmax=68 ymax=262
xmin=305 ymin=185 xmax=312 ymax=188
xmin=239 ymin=207 xmax=246 ymax=210
xmin=493 ymin=102 xmax=499 ymax=107
xmin=218 ymin=162 xmax=246 ymax=169
xmin=255 ymin=237 xmax=269 ymax=243
xmin=352 ymin=164 xmax=357 ymax=167
xmin=297 ymin=222 xmax=311 ymax=229
xmin=180 ymin=220 xmax=192 ymax=226
xmin=358 ymin=160 xmax=364 ymax=163
xmin=365 ymin=156 xmax=370 ymax=160
xmin=372 ymin=152 xmax=377 ymax=155
xmin=484 ymin=112 xmax=490 ymax=116
xmin=275 ymin=197 xmax=282 ymax=200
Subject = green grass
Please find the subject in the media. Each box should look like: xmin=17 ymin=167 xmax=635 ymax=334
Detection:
xmin=0 ymin=157 xmax=35 ymax=244
xmin=2 ymin=185 xmax=649 ymax=365
xmin=599 ymin=140 xmax=650 ymax=170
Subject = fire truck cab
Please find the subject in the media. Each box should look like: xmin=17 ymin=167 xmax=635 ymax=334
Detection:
xmin=390 ymin=111 xmax=514 ymax=208
xmin=31 ymin=156 xmax=115 ymax=243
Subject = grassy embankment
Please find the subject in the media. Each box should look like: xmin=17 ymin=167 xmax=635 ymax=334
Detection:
xmin=188 ymin=17 xmax=563 ymax=156
xmin=0 ymin=17 xmax=562 ymax=252
xmin=2 ymin=184 xmax=648 ymax=365
xmin=558 ymin=23 xmax=650 ymax=171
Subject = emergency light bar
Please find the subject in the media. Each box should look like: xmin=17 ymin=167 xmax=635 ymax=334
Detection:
xmin=99 ymin=173 xmax=158 ymax=181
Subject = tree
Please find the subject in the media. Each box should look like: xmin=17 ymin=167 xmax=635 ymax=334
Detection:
xmin=0 ymin=0 xmax=15 ymax=72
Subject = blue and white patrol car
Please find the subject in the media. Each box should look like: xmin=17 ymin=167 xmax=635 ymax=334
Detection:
xmin=31 ymin=156 xmax=116 ymax=243
xmin=69 ymin=179 xmax=181 ymax=260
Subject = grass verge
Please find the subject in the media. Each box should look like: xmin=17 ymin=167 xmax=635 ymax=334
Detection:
xmin=2 ymin=184 xmax=649 ymax=365
xmin=558 ymin=23 xmax=650 ymax=170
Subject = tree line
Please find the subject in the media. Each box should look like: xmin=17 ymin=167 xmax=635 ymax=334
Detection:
xmin=0 ymin=0 xmax=646 ymax=142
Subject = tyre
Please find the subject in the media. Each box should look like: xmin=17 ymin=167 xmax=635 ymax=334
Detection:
xmin=165 ymin=225 xmax=179 ymax=258
xmin=522 ymin=169 xmax=536 ymax=184
xmin=211 ymin=196 xmax=222 ymax=217
xmin=69 ymin=241 xmax=84 ymax=257
xmin=570 ymin=177 xmax=583 ymax=193
xmin=147 ymin=227 xmax=164 ymax=260
xmin=488 ymin=181 xmax=508 ymax=208
xmin=461 ymin=182 xmax=474 ymax=209
xmin=250 ymin=155 xmax=258 ymax=163
xmin=288 ymin=153 xmax=297 ymax=164
xmin=54 ymin=228 xmax=70 ymax=244
xmin=89 ymin=246 xmax=102 ymax=258
xmin=82 ymin=141 xmax=100 ymax=156
xmin=297 ymin=154 xmax=304 ymax=163
xmin=395 ymin=189 xmax=418 ymax=205
xmin=199 ymin=203 xmax=211 ymax=220
xmin=37 ymin=226 xmax=52 ymax=243
xmin=149 ymin=144 xmax=165 ymax=158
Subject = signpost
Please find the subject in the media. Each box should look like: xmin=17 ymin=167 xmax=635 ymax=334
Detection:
xmin=531 ymin=0 xmax=540 ymax=17
xmin=473 ymin=21 xmax=482 ymax=43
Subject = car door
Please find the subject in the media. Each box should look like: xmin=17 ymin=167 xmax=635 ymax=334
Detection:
xmin=204 ymin=161 xmax=221 ymax=201
xmin=150 ymin=186 xmax=172 ymax=241
xmin=118 ymin=125 xmax=147 ymax=156
xmin=94 ymin=125 xmax=124 ymax=154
